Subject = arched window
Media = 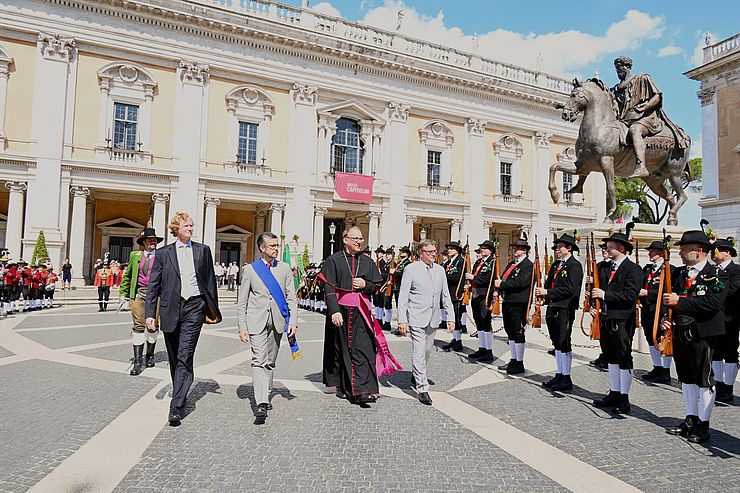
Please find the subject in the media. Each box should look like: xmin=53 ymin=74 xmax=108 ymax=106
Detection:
xmin=331 ymin=118 xmax=364 ymax=174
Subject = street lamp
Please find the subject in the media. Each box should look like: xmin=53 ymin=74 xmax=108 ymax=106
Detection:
xmin=419 ymin=226 xmax=427 ymax=240
xmin=329 ymin=221 xmax=336 ymax=255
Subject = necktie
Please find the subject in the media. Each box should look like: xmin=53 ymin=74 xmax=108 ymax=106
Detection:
xmin=141 ymin=253 xmax=151 ymax=274
xmin=609 ymin=262 xmax=617 ymax=283
xmin=180 ymin=247 xmax=193 ymax=300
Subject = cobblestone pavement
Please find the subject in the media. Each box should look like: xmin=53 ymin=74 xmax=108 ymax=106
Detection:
xmin=0 ymin=303 xmax=738 ymax=492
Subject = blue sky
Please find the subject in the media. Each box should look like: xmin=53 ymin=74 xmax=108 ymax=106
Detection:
xmin=287 ymin=0 xmax=738 ymax=162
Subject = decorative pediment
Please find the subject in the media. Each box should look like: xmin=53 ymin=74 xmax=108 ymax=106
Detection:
xmin=216 ymin=224 xmax=251 ymax=235
xmin=418 ymin=120 xmax=455 ymax=148
xmin=97 ymin=62 xmax=158 ymax=100
xmin=97 ymin=217 xmax=145 ymax=230
xmin=0 ymin=43 xmax=13 ymax=75
xmin=493 ymin=135 xmax=524 ymax=159
xmin=317 ymin=99 xmax=386 ymax=124
xmin=557 ymin=146 xmax=577 ymax=163
xmin=225 ymin=85 xmax=275 ymax=120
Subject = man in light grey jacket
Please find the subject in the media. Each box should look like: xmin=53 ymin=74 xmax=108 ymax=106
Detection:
xmin=237 ymin=232 xmax=297 ymax=419
xmin=397 ymin=239 xmax=455 ymax=405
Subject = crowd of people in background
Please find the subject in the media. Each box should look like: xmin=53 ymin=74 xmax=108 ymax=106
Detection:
xmin=1 ymin=256 xmax=60 ymax=317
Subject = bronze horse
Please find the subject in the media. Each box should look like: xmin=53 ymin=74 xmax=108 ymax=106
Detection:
xmin=549 ymin=78 xmax=690 ymax=225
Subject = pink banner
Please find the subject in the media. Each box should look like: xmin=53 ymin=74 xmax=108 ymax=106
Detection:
xmin=333 ymin=172 xmax=374 ymax=204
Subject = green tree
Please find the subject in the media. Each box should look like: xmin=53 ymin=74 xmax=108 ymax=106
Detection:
xmin=31 ymin=230 xmax=50 ymax=265
xmin=302 ymin=244 xmax=310 ymax=266
xmin=614 ymin=157 xmax=702 ymax=223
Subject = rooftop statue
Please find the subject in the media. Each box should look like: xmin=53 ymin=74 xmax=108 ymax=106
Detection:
xmin=549 ymin=56 xmax=691 ymax=225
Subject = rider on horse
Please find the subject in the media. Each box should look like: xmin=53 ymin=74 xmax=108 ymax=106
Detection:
xmin=611 ymin=56 xmax=690 ymax=178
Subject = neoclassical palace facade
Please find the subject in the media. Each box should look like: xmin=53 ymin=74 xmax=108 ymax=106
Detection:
xmin=0 ymin=0 xmax=605 ymax=284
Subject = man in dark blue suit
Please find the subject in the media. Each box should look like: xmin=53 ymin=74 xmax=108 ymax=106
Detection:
xmin=146 ymin=212 xmax=222 ymax=426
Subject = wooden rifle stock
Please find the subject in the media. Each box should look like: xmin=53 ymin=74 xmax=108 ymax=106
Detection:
xmin=529 ymin=236 xmax=542 ymax=328
xmin=384 ymin=255 xmax=395 ymax=297
xmin=490 ymin=252 xmax=502 ymax=314
xmin=653 ymin=234 xmax=673 ymax=356
xmin=461 ymin=237 xmax=472 ymax=305
xmin=589 ymin=233 xmax=602 ymax=340
xmin=580 ymin=235 xmax=593 ymax=336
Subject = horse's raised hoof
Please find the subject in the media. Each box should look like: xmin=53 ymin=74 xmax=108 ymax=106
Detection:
xmin=627 ymin=166 xmax=650 ymax=178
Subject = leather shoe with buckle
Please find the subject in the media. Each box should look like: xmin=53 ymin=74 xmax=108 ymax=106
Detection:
xmin=687 ymin=420 xmax=711 ymax=443
xmin=418 ymin=392 xmax=433 ymax=405
xmin=666 ymin=415 xmax=699 ymax=437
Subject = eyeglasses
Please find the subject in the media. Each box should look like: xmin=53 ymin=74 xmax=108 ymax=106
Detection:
xmin=264 ymin=244 xmax=280 ymax=249
xmin=421 ymin=249 xmax=437 ymax=254
xmin=346 ymin=237 xmax=364 ymax=242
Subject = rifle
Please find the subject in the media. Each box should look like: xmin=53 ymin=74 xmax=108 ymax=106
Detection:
xmin=589 ymin=233 xmax=601 ymax=339
xmin=635 ymin=240 xmax=642 ymax=330
xmin=384 ymin=246 xmax=396 ymax=297
xmin=489 ymin=233 xmax=502 ymax=314
xmin=460 ymin=236 xmax=472 ymax=305
xmin=652 ymin=230 xmax=673 ymax=356
xmin=580 ymin=234 xmax=593 ymax=336
xmin=544 ymin=240 xmax=551 ymax=274
xmin=528 ymin=235 xmax=542 ymax=328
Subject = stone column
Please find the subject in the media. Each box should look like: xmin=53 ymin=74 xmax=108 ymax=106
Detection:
xmin=532 ymin=131 xmax=553 ymax=243
xmin=4 ymin=182 xmax=27 ymax=258
xmin=253 ymin=210 xmax=267 ymax=259
xmin=68 ymin=186 xmax=90 ymax=286
xmin=368 ymin=211 xmax=382 ymax=251
xmin=269 ymin=204 xmax=285 ymax=236
xmin=0 ymin=54 xmax=12 ymax=145
xmin=383 ymin=102 xmax=411 ymax=247
xmin=151 ymin=193 xmax=169 ymax=239
xmin=203 ymin=197 xmax=220 ymax=256
xmin=698 ymin=87 xmax=718 ymax=200
xmin=313 ymin=207 xmax=327 ymax=262
xmin=449 ymin=218 xmax=462 ymax=242
xmin=406 ymin=215 xmax=417 ymax=245
xmin=169 ymin=60 xmax=210 ymax=229
xmin=463 ymin=117 xmax=487 ymax=246
xmin=24 ymin=33 xmax=77 ymax=262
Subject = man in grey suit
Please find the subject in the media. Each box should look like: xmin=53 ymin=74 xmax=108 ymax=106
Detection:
xmin=237 ymin=232 xmax=298 ymax=419
xmin=397 ymin=239 xmax=455 ymax=405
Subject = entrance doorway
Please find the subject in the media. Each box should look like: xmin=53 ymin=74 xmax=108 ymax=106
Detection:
xmin=323 ymin=218 xmax=346 ymax=260
xmin=109 ymin=236 xmax=133 ymax=264
xmin=220 ymin=241 xmax=241 ymax=265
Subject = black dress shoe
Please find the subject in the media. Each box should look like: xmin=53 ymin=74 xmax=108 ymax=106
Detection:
xmin=550 ymin=375 xmax=573 ymax=391
xmin=593 ymin=390 xmax=621 ymax=408
xmin=667 ymin=415 xmax=699 ymax=437
xmin=716 ymin=383 xmax=735 ymax=403
xmin=547 ymin=349 xmax=556 ymax=356
xmin=498 ymin=359 xmax=514 ymax=371
xmin=418 ymin=392 xmax=433 ymax=405
xmin=335 ymin=389 xmax=348 ymax=399
xmin=470 ymin=332 xmax=478 ymax=338
xmin=687 ymin=420 xmax=711 ymax=443
xmin=168 ymin=409 xmax=182 ymax=426
xmin=266 ymin=403 xmax=273 ymax=411
xmin=542 ymin=374 xmax=563 ymax=388
xmin=254 ymin=403 xmax=268 ymax=418
xmin=468 ymin=348 xmax=486 ymax=360
xmin=641 ymin=366 xmax=662 ymax=381
xmin=477 ymin=350 xmax=494 ymax=364
xmin=615 ymin=394 xmax=631 ymax=414
xmin=442 ymin=340 xmax=463 ymax=352
xmin=507 ymin=361 xmax=525 ymax=375
xmin=654 ymin=367 xmax=671 ymax=384
xmin=460 ymin=326 xmax=468 ymax=334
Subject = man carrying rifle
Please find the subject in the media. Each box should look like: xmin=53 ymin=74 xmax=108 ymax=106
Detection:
xmin=495 ymin=233 xmax=533 ymax=374
xmin=379 ymin=247 xmax=395 ymax=331
xmin=442 ymin=241 xmax=467 ymax=352
xmin=710 ymin=237 xmax=739 ymax=403
xmin=590 ymin=244 xmax=611 ymax=370
xmin=663 ymin=229 xmax=728 ymax=443
xmin=591 ymin=227 xmax=643 ymax=414
xmin=391 ymin=246 xmax=413 ymax=335
xmin=537 ymin=233 xmax=582 ymax=392
xmin=640 ymin=241 xmax=677 ymax=384
xmin=466 ymin=240 xmax=496 ymax=363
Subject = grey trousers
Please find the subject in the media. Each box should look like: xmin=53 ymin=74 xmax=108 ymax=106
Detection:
xmin=410 ymin=324 xmax=436 ymax=393
xmin=251 ymin=317 xmax=282 ymax=405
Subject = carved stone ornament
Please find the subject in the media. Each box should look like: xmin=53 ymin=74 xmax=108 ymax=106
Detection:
xmin=314 ymin=207 xmax=328 ymax=216
xmin=406 ymin=215 xmax=418 ymax=224
xmin=535 ymin=131 xmax=552 ymax=148
xmin=269 ymin=203 xmax=286 ymax=213
xmin=69 ymin=186 xmax=90 ymax=198
xmin=388 ymin=101 xmax=410 ymax=122
xmin=118 ymin=65 xmax=139 ymax=83
xmin=367 ymin=211 xmax=383 ymax=220
xmin=5 ymin=181 xmax=28 ymax=194
xmin=697 ymin=87 xmax=715 ymax=107
xmin=204 ymin=197 xmax=221 ymax=208
xmin=419 ymin=120 xmax=455 ymax=148
xmin=293 ymin=83 xmax=318 ymax=105
xmin=450 ymin=218 xmax=463 ymax=227
xmin=37 ymin=32 xmax=76 ymax=62
xmin=179 ymin=60 xmax=209 ymax=84
xmin=493 ymin=135 xmax=524 ymax=159
xmin=467 ymin=118 xmax=487 ymax=136
xmin=151 ymin=193 xmax=169 ymax=204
